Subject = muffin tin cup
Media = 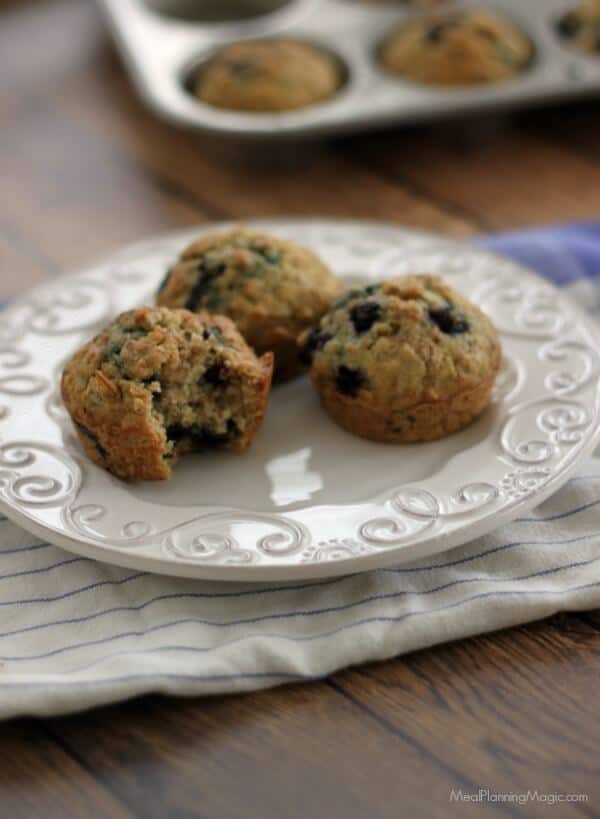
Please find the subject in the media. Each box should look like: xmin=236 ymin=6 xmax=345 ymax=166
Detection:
xmin=96 ymin=0 xmax=600 ymax=139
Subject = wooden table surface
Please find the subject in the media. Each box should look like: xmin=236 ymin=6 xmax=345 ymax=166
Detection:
xmin=2 ymin=1 xmax=600 ymax=817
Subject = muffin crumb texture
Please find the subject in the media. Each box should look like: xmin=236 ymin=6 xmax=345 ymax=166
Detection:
xmin=300 ymin=275 xmax=501 ymax=443
xmin=61 ymin=306 xmax=273 ymax=480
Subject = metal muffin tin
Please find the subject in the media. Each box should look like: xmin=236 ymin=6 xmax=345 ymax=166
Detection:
xmin=96 ymin=0 xmax=600 ymax=138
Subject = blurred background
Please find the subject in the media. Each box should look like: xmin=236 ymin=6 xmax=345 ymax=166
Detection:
xmin=2 ymin=0 xmax=599 ymax=302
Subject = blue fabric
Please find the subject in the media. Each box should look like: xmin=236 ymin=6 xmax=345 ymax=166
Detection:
xmin=478 ymin=221 xmax=600 ymax=289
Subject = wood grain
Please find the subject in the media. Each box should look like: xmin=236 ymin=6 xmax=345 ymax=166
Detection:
xmin=1 ymin=1 xmax=600 ymax=817
xmin=342 ymin=116 xmax=600 ymax=230
xmin=0 ymin=721 xmax=134 ymax=819
xmin=41 ymin=616 xmax=600 ymax=819
xmin=332 ymin=617 xmax=600 ymax=819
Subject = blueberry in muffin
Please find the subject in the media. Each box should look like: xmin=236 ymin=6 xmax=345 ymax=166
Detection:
xmin=61 ymin=306 xmax=273 ymax=480
xmin=157 ymin=228 xmax=342 ymax=381
xmin=557 ymin=0 xmax=600 ymax=54
xmin=299 ymin=276 xmax=501 ymax=443
xmin=379 ymin=9 xmax=533 ymax=86
xmin=195 ymin=38 xmax=343 ymax=112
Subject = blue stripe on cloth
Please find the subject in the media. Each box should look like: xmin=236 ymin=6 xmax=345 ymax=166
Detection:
xmin=1 ymin=535 xmax=599 ymax=650
xmin=3 ymin=551 xmax=600 ymax=663
xmin=0 ymin=527 xmax=599 ymax=616
xmin=2 ymin=579 xmax=600 ymax=684
xmin=0 ymin=573 xmax=148 ymax=607
xmin=517 ymin=497 xmax=600 ymax=523
xmin=0 ymin=543 xmax=51 ymax=556
xmin=0 ymin=556 xmax=92 ymax=582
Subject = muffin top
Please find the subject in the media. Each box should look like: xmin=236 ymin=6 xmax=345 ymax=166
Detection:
xmin=557 ymin=0 xmax=600 ymax=54
xmin=300 ymin=275 xmax=501 ymax=409
xmin=157 ymin=228 xmax=342 ymax=355
xmin=75 ymin=305 xmax=260 ymax=391
xmin=380 ymin=9 xmax=533 ymax=86
xmin=195 ymin=38 xmax=342 ymax=112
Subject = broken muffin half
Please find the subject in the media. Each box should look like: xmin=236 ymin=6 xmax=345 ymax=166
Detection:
xmin=61 ymin=306 xmax=273 ymax=480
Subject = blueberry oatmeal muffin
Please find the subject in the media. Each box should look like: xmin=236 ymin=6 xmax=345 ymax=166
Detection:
xmin=557 ymin=0 xmax=600 ymax=54
xmin=61 ymin=307 xmax=273 ymax=481
xmin=157 ymin=228 xmax=342 ymax=381
xmin=299 ymin=276 xmax=501 ymax=443
xmin=195 ymin=38 xmax=343 ymax=112
xmin=380 ymin=9 xmax=533 ymax=86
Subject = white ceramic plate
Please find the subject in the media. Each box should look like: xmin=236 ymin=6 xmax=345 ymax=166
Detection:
xmin=1 ymin=220 xmax=599 ymax=581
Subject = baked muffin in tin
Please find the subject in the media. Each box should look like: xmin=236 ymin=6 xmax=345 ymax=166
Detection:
xmin=557 ymin=0 xmax=600 ymax=54
xmin=195 ymin=38 xmax=343 ymax=112
xmin=380 ymin=9 xmax=533 ymax=86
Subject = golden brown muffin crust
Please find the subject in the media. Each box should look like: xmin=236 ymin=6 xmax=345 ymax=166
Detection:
xmin=195 ymin=38 xmax=342 ymax=112
xmin=557 ymin=0 xmax=600 ymax=54
xmin=61 ymin=306 xmax=273 ymax=480
xmin=299 ymin=275 xmax=501 ymax=443
xmin=157 ymin=228 xmax=342 ymax=381
xmin=380 ymin=9 xmax=533 ymax=86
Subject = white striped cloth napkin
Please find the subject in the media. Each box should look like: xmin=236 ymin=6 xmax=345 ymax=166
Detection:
xmin=0 ymin=224 xmax=599 ymax=719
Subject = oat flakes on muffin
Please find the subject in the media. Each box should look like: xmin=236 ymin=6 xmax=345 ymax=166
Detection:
xmin=380 ymin=9 xmax=533 ymax=86
xmin=195 ymin=38 xmax=342 ymax=112
xmin=299 ymin=275 xmax=501 ymax=443
xmin=61 ymin=306 xmax=273 ymax=481
xmin=157 ymin=228 xmax=342 ymax=381
xmin=557 ymin=0 xmax=600 ymax=54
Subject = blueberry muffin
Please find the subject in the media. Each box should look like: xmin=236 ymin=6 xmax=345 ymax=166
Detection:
xmin=299 ymin=276 xmax=501 ymax=443
xmin=157 ymin=228 xmax=342 ymax=381
xmin=195 ymin=38 xmax=342 ymax=112
xmin=61 ymin=307 xmax=273 ymax=481
xmin=380 ymin=9 xmax=533 ymax=86
xmin=557 ymin=0 xmax=600 ymax=54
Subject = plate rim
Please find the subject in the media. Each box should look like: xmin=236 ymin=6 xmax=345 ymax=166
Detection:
xmin=1 ymin=218 xmax=599 ymax=581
